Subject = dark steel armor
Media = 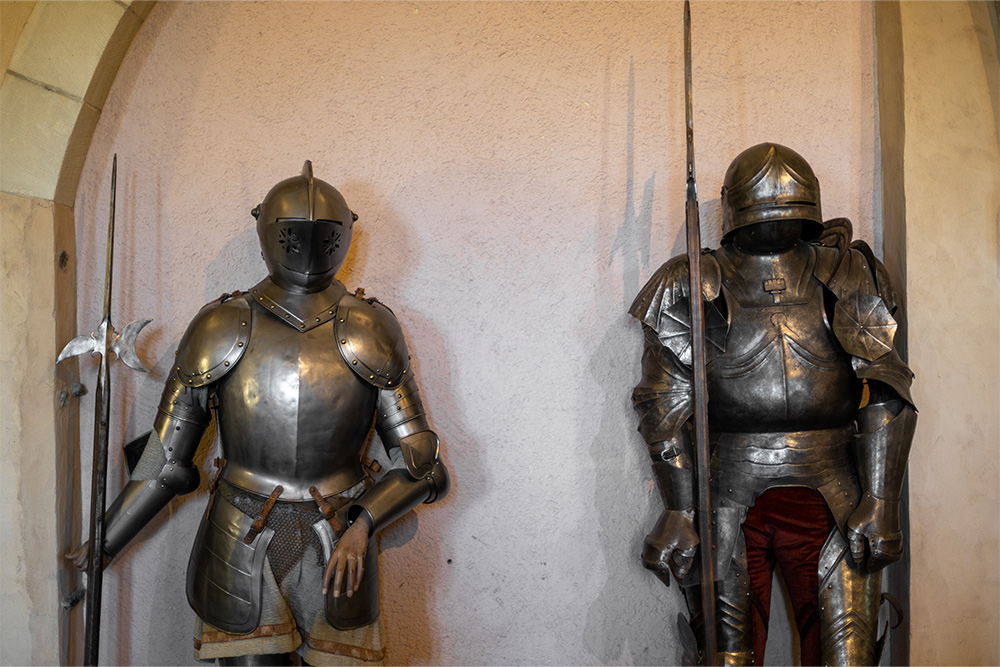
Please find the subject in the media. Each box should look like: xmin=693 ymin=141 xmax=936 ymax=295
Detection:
xmin=631 ymin=144 xmax=915 ymax=666
xmin=96 ymin=162 xmax=449 ymax=648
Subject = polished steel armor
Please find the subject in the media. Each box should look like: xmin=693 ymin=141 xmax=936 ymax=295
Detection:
xmin=631 ymin=143 xmax=916 ymax=666
xmin=721 ymin=143 xmax=824 ymax=241
xmin=88 ymin=162 xmax=450 ymax=659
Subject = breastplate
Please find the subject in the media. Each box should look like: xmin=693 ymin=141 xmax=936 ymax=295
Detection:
xmin=215 ymin=301 xmax=375 ymax=499
xmin=708 ymin=245 xmax=861 ymax=432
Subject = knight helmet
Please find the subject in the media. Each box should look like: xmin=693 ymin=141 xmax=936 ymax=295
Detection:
xmin=253 ymin=161 xmax=357 ymax=290
xmin=721 ymin=143 xmax=823 ymax=241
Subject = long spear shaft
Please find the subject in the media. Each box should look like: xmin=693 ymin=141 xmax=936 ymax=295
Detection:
xmin=83 ymin=155 xmax=117 ymax=665
xmin=682 ymin=2 xmax=718 ymax=661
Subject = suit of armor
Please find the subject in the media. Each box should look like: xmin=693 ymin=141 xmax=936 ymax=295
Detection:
xmin=80 ymin=162 xmax=449 ymax=665
xmin=631 ymin=144 xmax=915 ymax=666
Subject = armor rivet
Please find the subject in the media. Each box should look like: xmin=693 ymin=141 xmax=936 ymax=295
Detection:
xmin=397 ymin=394 xmax=402 ymax=399
xmin=206 ymin=374 xmax=211 ymax=379
xmin=241 ymin=322 xmax=247 ymax=326
xmin=339 ymin=318 xmax=344 ymax=322
xmin=403 ymin=370 xmax=407 ymax=374
xmin=341 ymin=340 xmax=347 ymax=344
xmin=271 ymin=305 xmax=276 ymax=309
xmin=329 ymin=311 xmax=334 ymax=314
xmin=300 ymin=324 xmax=305 ymax=328
xmin=285 ymin=314 xmax=290 ymax=318
xmin=370 ymin=375 xmax=375 ymax=380
xmin=352 ymin=360 xmax=357 ymax=365
xmin=238 ymin=342 xmax=244 ymax=347
xmin=828 ymin=584 xmax=833 ymax=589
xmin=176 ymin=366 xmax=180 ymax=371
xmin=387 ymin=381 xmax=392 ymax=386
xmin=225 ymin=362 xmax=230 ymax=366
xmin=315 ymin=318 xmax=321 ymax=322
xmin=176 ymin=426 xmax=181 ymax=431
xmin=172 ymin=401 xmax=177 ymax=405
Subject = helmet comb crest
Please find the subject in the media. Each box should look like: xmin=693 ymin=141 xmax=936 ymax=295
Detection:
xmin=302 ymin=160 xmax=315 ymax=221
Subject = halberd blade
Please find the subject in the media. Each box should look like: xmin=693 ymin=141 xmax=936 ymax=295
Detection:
xmin=113 ymin=319 xmax=153 ymax=373
xmin=57 ymin=333 xmax=101 ymax=364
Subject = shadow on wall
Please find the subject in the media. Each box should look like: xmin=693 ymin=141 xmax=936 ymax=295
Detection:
xmin=355 ymin=184 xmax=480 ymax=665
xmin=584 ymin=314 xmax=689 ymax=666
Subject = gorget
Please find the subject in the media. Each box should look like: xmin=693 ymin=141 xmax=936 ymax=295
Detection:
xmin=247 ymin=276 xmax=347 ymax=333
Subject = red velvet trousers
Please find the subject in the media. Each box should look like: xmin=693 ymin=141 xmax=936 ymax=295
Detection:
xmin=741 ymin=487 xmax=834 ymax=666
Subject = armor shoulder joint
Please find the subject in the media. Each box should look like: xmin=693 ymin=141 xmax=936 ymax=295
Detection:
xmin=822 ymin=247 xmax=878 ymax=301
xmin=336 ymin=295 xmax=409 ymax=388
xmin=629 ymin=251 xmax=721 ymax=332
xmin=175 ymin=293 xmax=251 ymax=387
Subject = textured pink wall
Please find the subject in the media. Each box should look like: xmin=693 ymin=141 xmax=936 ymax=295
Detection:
xmin=74 ymin=2 xmax=876 ymax=664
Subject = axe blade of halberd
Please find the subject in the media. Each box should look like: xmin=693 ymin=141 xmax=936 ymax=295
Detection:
xmin=57 ymin=320 xmax=108 ymax=365
xmin=113 ymin=319 xmax=152 ymax=373
xmin=56 ymin=319 xmax=152 ymax=373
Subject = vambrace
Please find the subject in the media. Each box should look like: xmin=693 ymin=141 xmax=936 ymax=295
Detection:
xmin=854 ymin=398 xmax=916 ymax=503
xmin=649 ymin=428 xmax=696 ymax=512
xmin=348 ymin=461 xmax=449 ymax=534
xmin=103 ymin=375 xmax=210 ymax=559
xmin=848 ymin=390 xmax=916 ymax=572
xmin=349 ymin=375 xmax=450 ymax=533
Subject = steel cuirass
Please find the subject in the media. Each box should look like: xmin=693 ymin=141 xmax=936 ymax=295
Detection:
xmin=213 ymin=292 xmax=373 ymax=500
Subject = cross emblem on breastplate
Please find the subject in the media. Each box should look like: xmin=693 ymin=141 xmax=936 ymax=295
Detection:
xmin=763 ymin=277 xmax=786 ymax=303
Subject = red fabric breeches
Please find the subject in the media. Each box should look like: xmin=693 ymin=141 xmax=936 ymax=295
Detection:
xmin=741 ymin=487 xmax=834 ymax=666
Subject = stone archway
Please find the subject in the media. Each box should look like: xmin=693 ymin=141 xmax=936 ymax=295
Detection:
xmin=0 ymin=3 xmax=155 ymax=664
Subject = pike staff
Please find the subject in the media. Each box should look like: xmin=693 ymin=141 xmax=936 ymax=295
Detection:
xmin=682 ymin=1 xmax=718 ymax=661
xmin=57 ymin=155 xmax=152 ymax=666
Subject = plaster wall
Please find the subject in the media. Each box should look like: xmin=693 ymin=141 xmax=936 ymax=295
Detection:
xmin=900 ymin=2 xmax=1000 ymax=664
xmin=73 ymin=2 xmax=877 ymax=664
xmin=0 ymin=191 xmax=59 ymax=666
